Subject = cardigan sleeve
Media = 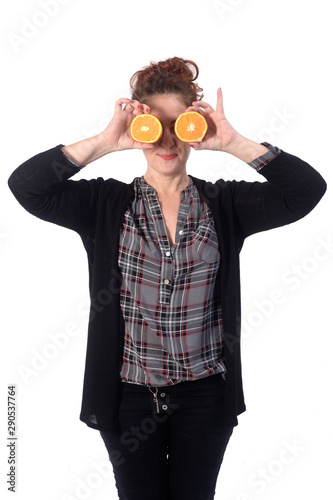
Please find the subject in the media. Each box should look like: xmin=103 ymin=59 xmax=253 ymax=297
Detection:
xmin=7 ymin=144 xmax=103 ymax=236
xmin=227 ymin=148 xmax=327 ymax=239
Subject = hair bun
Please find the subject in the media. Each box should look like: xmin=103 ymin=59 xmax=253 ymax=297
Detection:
xmin=157 ymin=57 xmax=198 ymax=81
xmin=130 ymin=57 xmax=204 ymax=106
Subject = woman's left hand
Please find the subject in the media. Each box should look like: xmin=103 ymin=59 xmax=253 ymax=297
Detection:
xmin=186 ymin=87 xmax=241 ymax=153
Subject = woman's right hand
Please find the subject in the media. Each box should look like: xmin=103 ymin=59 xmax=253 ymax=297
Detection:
xmin=99 ymin=98 xmax=154 ymax=152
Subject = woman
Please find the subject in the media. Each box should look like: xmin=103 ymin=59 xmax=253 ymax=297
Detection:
xmin=8 ymin=57 xmax=326 ymax=500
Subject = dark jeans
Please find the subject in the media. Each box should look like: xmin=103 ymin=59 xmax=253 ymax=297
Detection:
xmin=100 ymin=373 xmax=234 ymax=500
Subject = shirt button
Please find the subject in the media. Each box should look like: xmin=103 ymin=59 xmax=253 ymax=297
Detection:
xmin=166 ymin=251 xmax=171 ymax=257
xmin=160 ymin=393 xmax=166 ymax=397
xmin=164 ymin=279 xmax=170 ymax=285
xmin=179 ymin=230 xmax=184 ymax=235
xmin=162 ymin=405 xmax=168 ymax=410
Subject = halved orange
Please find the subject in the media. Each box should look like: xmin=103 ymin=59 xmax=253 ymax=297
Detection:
xmin=130 ymin=114 xmax=163 ymax=143
xmin=174 ymin=111 xmax=208 ymax=142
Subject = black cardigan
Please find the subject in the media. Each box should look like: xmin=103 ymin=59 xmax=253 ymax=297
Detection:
xmin=8 ymin=144 xmax=326 ymax=431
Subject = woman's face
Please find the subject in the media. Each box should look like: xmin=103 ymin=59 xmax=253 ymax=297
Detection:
xmin=142 ymin=93 xmax=191 ymax=178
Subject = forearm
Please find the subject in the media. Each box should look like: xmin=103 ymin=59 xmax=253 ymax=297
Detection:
xmin=8 ymin=144 xmax=81 ymax=205
xmin=61 ymin=133 xmax=115 ymax=168
xmin=224 ymin=134 xmax=269 ymax=163
xmin=233 ymin=148 xmax=327 ymax=238
xmin=8 ymin=143 xmax=100 ymax=234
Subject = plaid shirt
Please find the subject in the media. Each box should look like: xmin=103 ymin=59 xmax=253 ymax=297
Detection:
xmin=116 ymin=143 xmax=281 ymax=387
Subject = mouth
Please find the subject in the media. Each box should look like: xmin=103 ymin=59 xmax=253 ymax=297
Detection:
xmin=158 ymin=154 xmax=178 ymax=161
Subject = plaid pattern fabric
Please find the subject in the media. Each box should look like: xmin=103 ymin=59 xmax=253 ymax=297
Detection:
xmin=248 ymin=142 xmax=281 ymax=171
xmin=118 ymin=175 xmax=227 ymax=387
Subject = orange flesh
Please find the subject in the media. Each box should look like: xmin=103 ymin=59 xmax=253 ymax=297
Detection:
xmin=130 ymin=114 xmax=163 ymax=143
xmin=174 ymin=111 xmax=208 ymax=142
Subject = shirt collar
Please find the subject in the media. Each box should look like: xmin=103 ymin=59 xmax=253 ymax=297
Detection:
xmin=135 ymin=175 xmax=195 ymax=201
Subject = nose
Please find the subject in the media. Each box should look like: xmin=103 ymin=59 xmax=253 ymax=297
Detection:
xmin=159 ymin=126 xmax=176 ymax=149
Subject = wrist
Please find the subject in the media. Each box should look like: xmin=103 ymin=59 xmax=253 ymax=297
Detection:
xmin=61 ymin=134 xmax=115 ymax=167
xmin=98 ymin=132 xmax=120 ymax=154
xmin=224 ymin=134 xmax=269 ymax=163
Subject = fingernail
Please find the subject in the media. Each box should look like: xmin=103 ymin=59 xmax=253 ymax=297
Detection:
xmin=137 ymin=105 xmax=141 ymax=110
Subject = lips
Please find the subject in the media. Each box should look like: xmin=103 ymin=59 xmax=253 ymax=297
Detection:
xmin=158 ymin=154 xmax=177 ymax=161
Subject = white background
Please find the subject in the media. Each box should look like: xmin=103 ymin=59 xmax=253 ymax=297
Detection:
xmin=1 ymin=0 xmax=332 ymax=499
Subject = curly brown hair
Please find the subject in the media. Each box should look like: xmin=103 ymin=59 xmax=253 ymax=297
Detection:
xmin=129 ymin=57 xmax=204 ymax=107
